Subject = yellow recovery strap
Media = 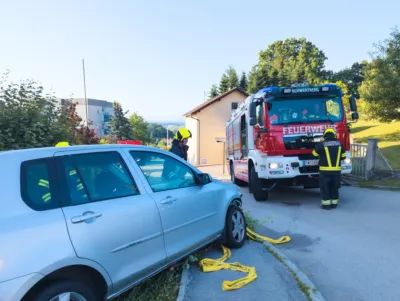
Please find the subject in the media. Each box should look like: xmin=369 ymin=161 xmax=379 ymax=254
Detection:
xmin=198 ymin=227 xmax=291 ymax=291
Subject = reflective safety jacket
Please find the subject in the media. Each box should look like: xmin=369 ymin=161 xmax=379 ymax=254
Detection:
xmin=38 ymin=179 xmax=52 ymax=202
xmin=38 ymin=169 xmax=86 ymax=204
xmin=312 ymin=138 xmax=346 ymax=171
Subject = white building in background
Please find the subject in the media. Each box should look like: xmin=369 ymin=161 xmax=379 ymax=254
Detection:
xmin=59 ymin=98 xmax=114 ymax=137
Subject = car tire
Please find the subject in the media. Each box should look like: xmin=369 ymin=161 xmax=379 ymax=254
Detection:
xmin=230 ymin=163 xmax=247 ymax=187
xmin=224 ymin=205 xmax=246 ymax=249
xmin=31 ymin=280 xmax=99 ymax=301
xmin=250 ymin=166 xmax=269 ymax=201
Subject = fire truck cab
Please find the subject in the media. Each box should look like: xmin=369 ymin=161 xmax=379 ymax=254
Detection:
xmin=226 ymin=83 xmax=359 ymax=201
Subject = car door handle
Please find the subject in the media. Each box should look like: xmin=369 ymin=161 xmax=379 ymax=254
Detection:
xmin=71 ymin=212 xmax=102 ymax=224
xmin=160 ymin=196 xmax=177 ymax=204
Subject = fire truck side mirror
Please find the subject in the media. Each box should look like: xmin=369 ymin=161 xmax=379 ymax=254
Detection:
xmin=351 ymin=111 xmax=359 ymax=121
xmin=249 ymin=101 xmax=257 ymax=117
xmin=349 ymin=96 xmax=358 ymax=112
xmin=249 ymin=117 xmax=257 ymax=126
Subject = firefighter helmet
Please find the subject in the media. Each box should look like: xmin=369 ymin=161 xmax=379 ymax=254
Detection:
xmin=323 ymin=128 xmax=337 ymax=138
xmin=55 ymin=142 xmax=70 ymax=147
xmin=174 ymin=128 xmax=192 ymax=141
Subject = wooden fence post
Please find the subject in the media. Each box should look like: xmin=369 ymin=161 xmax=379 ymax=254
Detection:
xmin=365 ymin=139 xmax=378 ymax=180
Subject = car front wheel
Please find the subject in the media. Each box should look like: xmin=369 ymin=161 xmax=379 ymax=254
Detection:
xmin=224 ymin=205 xmax=246 ymax=249
xmin=30 ymin=280 xmax=99 ymax=301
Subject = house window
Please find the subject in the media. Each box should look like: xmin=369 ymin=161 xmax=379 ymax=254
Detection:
xmin=231 ymin=102 xmax=239 ymax=111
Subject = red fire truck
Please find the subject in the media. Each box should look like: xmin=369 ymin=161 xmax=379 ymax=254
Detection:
xmin=117 ymin=140 xmax=142 ymax=145
xmin=226 ymin=83 xmax=359 ymax=201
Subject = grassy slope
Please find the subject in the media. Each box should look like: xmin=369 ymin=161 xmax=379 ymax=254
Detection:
xmin=350 ymin=120 xmax=400 ymax=170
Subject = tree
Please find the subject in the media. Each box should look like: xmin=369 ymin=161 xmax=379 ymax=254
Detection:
xmin=75 ymin=125 xmax=100 ymax=144
xmin=208 ymin=84 xmax=219 ymax=99
xmin=99 ymin=135 xmax=118 ymax=144
xmin=0 ymin=73 xmax=62 ymax=150
xmin=146 ymin=123 xmax=174 ymax=144
xmin=359 ymin=27 xmax=400 ymax=122
xmin=157 ymin=139 xmax=168 ymax=150
xmin=219 ymin=73 xmax=230 ymax=94
xmin=247 ymin=65 xmax=271 ymax=94
xmin=239 ymin=72 xmax=248 ymax=91
xmin=109 ymin=101 xmax=132 ymax=140
xmin=57 ymin=100 xmax=99 ymax=145
xmin=332 ymin=61 xmax=367 ymax=95
xmin=129 ymin=112 xmax=149 ymax=143
xmin=249 ymin=37 xmax=328 ymax=92
xmin=226 ymin=66 xmax=239 ymax=89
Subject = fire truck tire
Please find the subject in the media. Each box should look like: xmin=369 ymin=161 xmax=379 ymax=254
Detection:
xmin=230 ymin=163 xmax=247 ymax=187
xmin=250 ymin=166 xmax=269 ymax=201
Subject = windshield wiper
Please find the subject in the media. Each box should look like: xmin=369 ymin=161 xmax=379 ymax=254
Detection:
xmin=283 ymin=120 xmax=305 ymax=127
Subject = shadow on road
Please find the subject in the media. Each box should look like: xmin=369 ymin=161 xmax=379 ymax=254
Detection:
xmin=247 ymin=185 xmax=321 ymax=206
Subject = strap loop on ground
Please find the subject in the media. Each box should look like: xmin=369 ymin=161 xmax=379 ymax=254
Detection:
xmin=198 ymin=228 xmax=291 ymax=291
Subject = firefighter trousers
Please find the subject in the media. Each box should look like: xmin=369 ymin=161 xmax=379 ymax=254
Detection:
xmin=319 ymin=171 xmax=341 ymax=206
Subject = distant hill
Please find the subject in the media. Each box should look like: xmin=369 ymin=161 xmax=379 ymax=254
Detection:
xmin=152 ymin=121 xmax=185 ymax=127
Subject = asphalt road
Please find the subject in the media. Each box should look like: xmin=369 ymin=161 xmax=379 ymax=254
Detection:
xmin=240 ymin=184 xmax=400 ymax=301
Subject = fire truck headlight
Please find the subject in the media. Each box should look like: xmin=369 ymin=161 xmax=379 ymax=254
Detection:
xmin=269 ymin=163 xmax=283 ymax=169
xmin=343 ymin=158 xmax=351 ymax=164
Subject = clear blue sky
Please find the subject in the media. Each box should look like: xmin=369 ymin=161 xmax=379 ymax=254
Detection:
xmin=1 ymin=0 xmax=399 ymax=122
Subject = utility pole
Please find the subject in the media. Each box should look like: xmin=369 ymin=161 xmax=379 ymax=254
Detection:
xmin=82 ymin=59 xmax=88 ymax=126
xmin=166 ymin=125 xmax=169 ymax=149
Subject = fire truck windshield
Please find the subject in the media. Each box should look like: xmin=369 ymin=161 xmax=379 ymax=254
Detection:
xmin=267 ymin=97 xmax=343 ymax=125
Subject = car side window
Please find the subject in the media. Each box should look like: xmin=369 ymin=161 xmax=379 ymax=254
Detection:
xmin=130 ymin=151 xmax=198 ymax=192
xmin=58 ymin=151 xmax=139 ymax=206
xmin=20 ymin=158 xmax=60 ymax=211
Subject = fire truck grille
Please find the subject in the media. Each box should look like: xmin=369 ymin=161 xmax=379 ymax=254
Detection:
xmin=299 ymin=166 xmax=319 ymax=173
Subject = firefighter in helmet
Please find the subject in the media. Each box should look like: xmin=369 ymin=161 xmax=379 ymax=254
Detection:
xmin=169 ymin=128 xmax=192 ymax=161
xmin=312 ymin=128 xmax=347 ymax=210
xmin=38 ymin=142 xmax=86 ymax=204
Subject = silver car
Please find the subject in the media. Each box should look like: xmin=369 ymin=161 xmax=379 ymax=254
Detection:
xmin=0 ymin=145 xmax=246 ymax=301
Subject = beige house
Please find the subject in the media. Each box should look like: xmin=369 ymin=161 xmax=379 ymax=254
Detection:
xmin=184 ymin=88 xmax=248 ymax=166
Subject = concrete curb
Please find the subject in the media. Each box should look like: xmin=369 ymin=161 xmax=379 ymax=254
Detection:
xmin=176 ymin=266 xmax=190 ymax=301
xmin=262 ymin=241 xmax=326 ymax=301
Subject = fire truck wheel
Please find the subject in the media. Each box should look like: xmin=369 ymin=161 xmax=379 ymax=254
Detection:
xmin=230 ymin=163 xmax=247 ymax=187
xmin=250 ymin=166 xmax=269 ymax=201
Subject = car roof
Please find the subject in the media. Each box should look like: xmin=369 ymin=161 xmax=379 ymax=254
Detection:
xmin=0 ymin=144 xmax=162 ymax=159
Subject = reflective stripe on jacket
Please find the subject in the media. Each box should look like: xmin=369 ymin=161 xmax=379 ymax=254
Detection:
xmin=38 ymin=179 xmax=51 ymax=202
xmin=312 ymin=139 xmax=346 ymax=171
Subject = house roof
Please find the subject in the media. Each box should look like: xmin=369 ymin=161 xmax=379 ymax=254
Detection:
xmin=183 ymin=87 xmax=248 ymax=116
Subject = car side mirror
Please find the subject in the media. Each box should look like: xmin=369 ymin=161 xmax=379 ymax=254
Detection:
xmin=249 ymin=117 xmax=257 ymax=126
xmin=198 ymin=173 xmax=212 ymax=185
xmin=351 ymin=111 xmax=359 ymax=121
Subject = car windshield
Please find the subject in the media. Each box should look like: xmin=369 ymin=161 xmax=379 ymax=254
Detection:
xmin=267 ymin=97 xmax=343 ymax=125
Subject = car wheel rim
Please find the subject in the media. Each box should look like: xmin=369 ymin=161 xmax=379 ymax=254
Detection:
xmin=50 ymin=292 xmax=87 ymax=301
xmin=231 ymin=210 xmax=245 ymax=242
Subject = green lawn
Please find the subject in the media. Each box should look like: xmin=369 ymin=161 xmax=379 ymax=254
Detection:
xmin=116 ymin=267 xmax=182 ymax=301
xmin=350 ymin=120 xmax=400 ymax=170
xmin=358 ymin=177 xmax=400 ymax=189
